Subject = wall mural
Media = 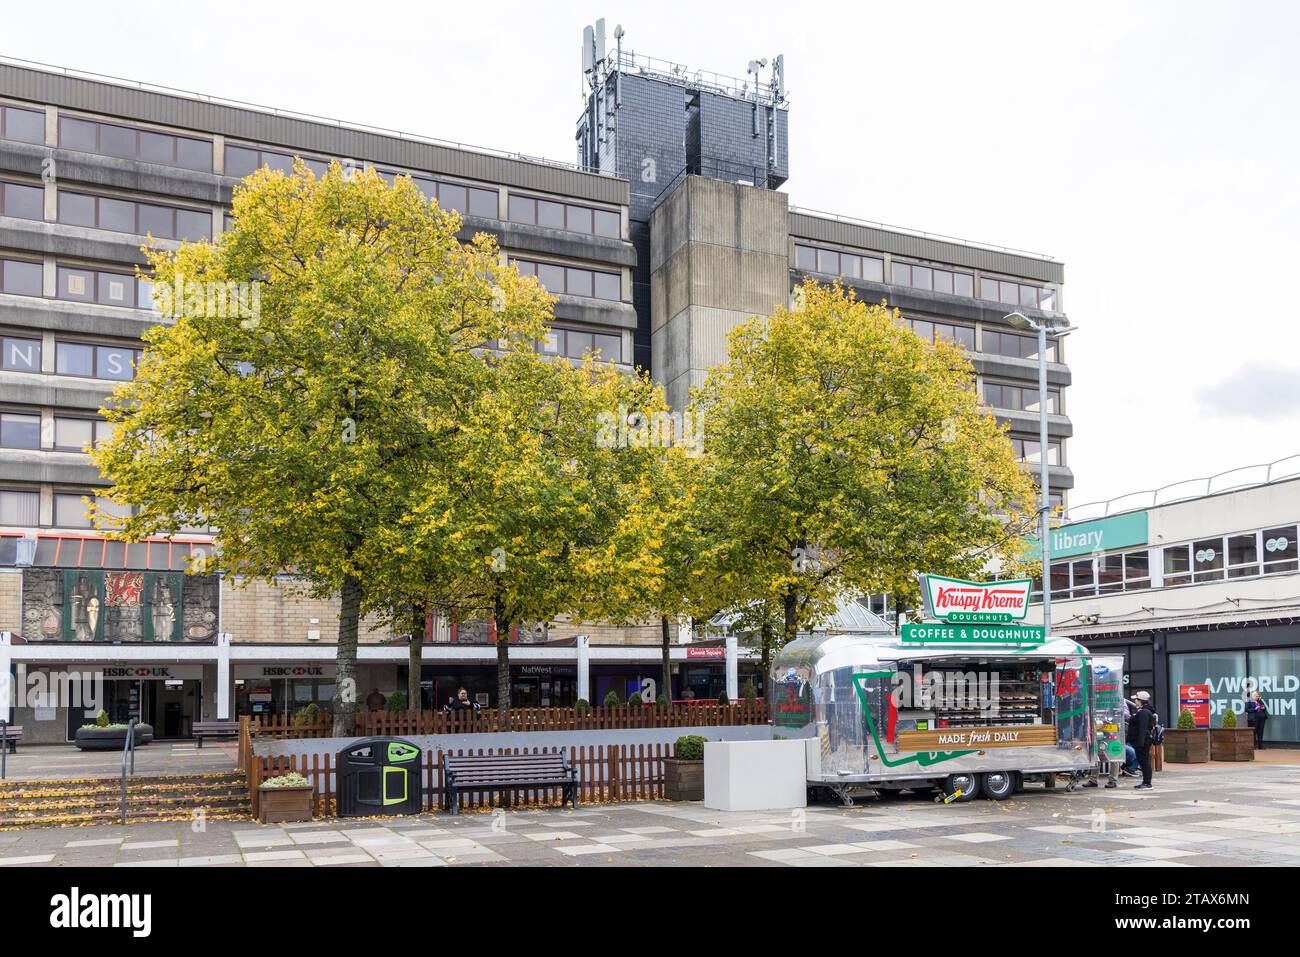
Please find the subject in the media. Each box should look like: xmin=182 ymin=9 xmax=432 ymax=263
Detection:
xmin=22 ymin=569 xmax=219 ymax=642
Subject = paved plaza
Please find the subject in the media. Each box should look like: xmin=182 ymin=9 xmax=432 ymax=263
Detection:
xmin=2 ymin=758 xmax=1299 ymax=867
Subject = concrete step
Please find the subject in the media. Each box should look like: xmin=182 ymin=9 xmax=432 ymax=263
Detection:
xmin=0 ymin=770 xmax=252 ymax=828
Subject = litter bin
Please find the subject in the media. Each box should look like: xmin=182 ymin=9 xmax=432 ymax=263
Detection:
xmin=337 ymin=737 xmax=423 ymax=817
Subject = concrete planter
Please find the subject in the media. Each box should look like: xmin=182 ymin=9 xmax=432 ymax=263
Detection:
xmin=1164 ymin=729 xmax=1210 ymax=763
xmin=664 ymin=758 xmax=704 ymax=801
xmin=73 ymin=724 xmax=154 ymax=751
xmin=1210 ymin=727 xmax=1255 ymax=762
xmin=259 ymin=785 xmax=314 ymax=824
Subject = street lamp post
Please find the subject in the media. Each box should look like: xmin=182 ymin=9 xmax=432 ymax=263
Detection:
xmin=1005 ymin=311 xmax=1077 ymax=636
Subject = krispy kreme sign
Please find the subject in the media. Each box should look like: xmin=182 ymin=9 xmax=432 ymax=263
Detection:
xmin=921 ymin=574 xmax=1032 ymax=623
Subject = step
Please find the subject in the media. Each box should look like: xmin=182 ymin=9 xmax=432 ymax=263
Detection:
xmin=0 ymin=771 xmax=245 ymax=792
xmin=0 ymin=806 xmax=253 ymax=829
xmin=3 ymin=792 xmax=251 ymax=813
xmin=1 ymin=780 xmax=248 ymax=801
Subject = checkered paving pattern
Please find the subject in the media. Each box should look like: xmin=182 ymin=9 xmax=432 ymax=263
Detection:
xmin=2 ymin=762 xmax=1298 ymax=867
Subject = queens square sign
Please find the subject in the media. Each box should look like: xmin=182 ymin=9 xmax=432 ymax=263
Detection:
xmin=921 ymin=574 xmax=1032 ymax=624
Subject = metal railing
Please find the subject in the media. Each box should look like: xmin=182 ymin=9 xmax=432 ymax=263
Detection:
xmin=789 ymin=205 xmax=1058 ymax=263
xmin=0 ymin=718 xmax=8 ymax=780
xmin=0 ymin=54 xmax=599 ymax=177
xmin=1062 ymin=453 xmax=1300 ymax=524
xmin=608 ymin=50 xmax=787 ymax=106
xmin=119 ymin=717 xmax=137 ymax=825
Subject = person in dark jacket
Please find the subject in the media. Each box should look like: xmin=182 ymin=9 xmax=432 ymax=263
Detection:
xmin=1246 ymin=691 xmax=1269 ymax=750
xmin=1127 ymin=691 xmax=1156 ymax=790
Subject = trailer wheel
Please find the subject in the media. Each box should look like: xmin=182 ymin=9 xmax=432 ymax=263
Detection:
xmin=942 ymin=772 xmax=980 ymax=803
xmin=982 ymin=771 xmax=1016 ymax=800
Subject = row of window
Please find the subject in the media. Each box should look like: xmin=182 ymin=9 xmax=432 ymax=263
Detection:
xmin=58 ymin=116 xmax=212 ymax=172
xmin=3 ymin=256 xmax=155 ymax=310
xmin=511 ymin=258 xmax=621 ymax=301
xmin=536 ymin=327 xmax=623 ymax=363
xmin=0 ymin=105 xmax=44 ymax=145
xmin=1 ymin=336 xmax=141 ymax=381
xmin=903 ymin=318 xmax=975 ymax=351
xmin=507 ymin=194 xmax=621 ymax=238
xmin=982 ymin=381 xmax=1061 ymax=414
xmin=57 ymin=190 xmax=211 ymax=242
xmin=794 ymin=242 xmax=1056 ymax=311
xmin=0 ymin=412 xmax=114 ymax=453
xmin=982 ymin=328 xmax=1057 ymax=363
xmin=0 ymin=489 xmax=125 ymax=529
xmin=1036 ymin=524 xmax=1300 ymax=601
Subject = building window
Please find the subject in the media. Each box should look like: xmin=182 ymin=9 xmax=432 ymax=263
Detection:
xmin=1263 ymin=526 xmax=1298 ymax=573
xmin=1 ymin=336 xmax=41 ymax=373
xmin=982 ymin=382 xmax=1060 ymax=414
xmin=57 ymin=191 xmax=210 ymax=241
xmin=0 ymin=412 xmax=40 ymax=449
xmin=1192 ymin=537 xmax=1225 ymax=582
xmin=55 ymin=341 xmax=141 ymax=381
xmin=0 ymin=257 xmax=43 ymax=297
xmin=904 ymin=318 xmax=974 ymax=350
xmin=1009 ymin=436 xmax=1061 ymax=466
xmin=1163 ymin=544 xmax=1191 ymax=586
xmin=979 ymin=276 xmax=1057 ymax=311
xmin=54 ymin=417 xmax=102 ymax=453
xmin=57 ymin=116 xmax=212 ymax=172
xmin=0 ymin=105 xmax=45 ymax=145
xmin=1124 ymin=550 xmax=1150 ymax=589
xmin=512 ymin=259 xmax=621 ymax=301
xmin=1227 ymin=533 xmax=1259 ymax=578
xmin=0 ymin=489 xmax=39 ymax=525
xmin=57 ymin=265 xmax=140 ymax=308
xmin=793 ymin=243 xmax=884 ymax=283
xmin=891 ymin=260 xmax=973 ymax=297
xmin=0 ymin=180 xmax=44 ymax=221
xmin=534 ymin=326 xmax=622 ymax=363
xmin=507 ymin=195 xmax=620 ymax=238
xmin=225 ymin=145 xmax=328 ymax=179
xmin=982 ymin=329 xmax=1057 ymax=362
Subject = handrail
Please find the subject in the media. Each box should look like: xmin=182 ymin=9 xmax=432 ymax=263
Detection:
xmin=119 ymin=717 xmax=136 ymax=825
xmin=0 ymin=718 xmax=7 ymax=780
xmin=1061 ymin=453 xmax=1300 ymax=525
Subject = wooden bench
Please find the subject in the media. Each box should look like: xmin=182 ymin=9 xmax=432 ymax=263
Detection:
xmin=192 ymin=721 xmax=239 ymax=747
xmin=0 ymin=725 xmax=22 ymax=753
xmin=443 ymin=752 xmax=578 ymax=815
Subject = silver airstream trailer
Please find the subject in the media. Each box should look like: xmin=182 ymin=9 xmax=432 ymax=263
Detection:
xmin=770 ymin=614 xmax=1098 ymax=805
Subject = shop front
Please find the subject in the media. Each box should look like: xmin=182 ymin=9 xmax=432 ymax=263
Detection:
xmin=44 ymin=664 xmax=204 ymax=742
xmin=1086 ymin=622 xmax=1300 ymax=746
xmin=233 ymin=664 xmax=336 ymax=721
xmin=410 ymin=664 xmax=578 ymax=711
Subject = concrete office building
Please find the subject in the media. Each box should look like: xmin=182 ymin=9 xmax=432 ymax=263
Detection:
xmin=0 ymin=30 xmax=1072 ymax=738
xmin=1023 ymin=458 xmax=1300 ymax=747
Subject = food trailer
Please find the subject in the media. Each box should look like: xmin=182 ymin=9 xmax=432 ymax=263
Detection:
xmin=770 ymin=578 xmax=1099 ymax=805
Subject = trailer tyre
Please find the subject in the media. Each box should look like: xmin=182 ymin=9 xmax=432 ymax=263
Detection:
xmin=942 ymin=772 xmax=980 ymax=803
xmin=982 ymin=770 xmax=1016 ymax=800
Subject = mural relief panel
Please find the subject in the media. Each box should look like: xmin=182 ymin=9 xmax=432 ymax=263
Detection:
xmin=22 ymin=569 xmax=219 ymax=642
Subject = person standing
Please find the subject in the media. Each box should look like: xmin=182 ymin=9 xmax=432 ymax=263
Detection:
xmin=1246 ymin=691 xmax=1269 ymax=750
xmin=1127 ymin=691 xmax=1156 ymax=790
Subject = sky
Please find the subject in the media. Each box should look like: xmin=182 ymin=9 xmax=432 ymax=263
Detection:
xmin=4 ymin=1 xmax=1298 ymax=511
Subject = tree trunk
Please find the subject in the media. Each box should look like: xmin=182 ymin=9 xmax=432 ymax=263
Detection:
xmin=782 ymin=588 xmax=800 ymax=647
xmin=759 ymin=617 xmax=774 ymax=675
xmin=660 ymin=616 xmax=672 ymax=704
xmin=495 ymin=603 xmax=512 ymax=731
xmin=408 ymin=603 xmax=426 ymax=717
xmin=333 ymin=572 xmax=362 ymax=737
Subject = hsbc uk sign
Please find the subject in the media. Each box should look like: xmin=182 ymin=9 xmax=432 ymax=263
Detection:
xmin=920 ymin=574 xmax=1032 ymax=624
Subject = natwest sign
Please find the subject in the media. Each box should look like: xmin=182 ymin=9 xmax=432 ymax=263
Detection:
xmin=921 ymin=574 xmax=1032 ymax=623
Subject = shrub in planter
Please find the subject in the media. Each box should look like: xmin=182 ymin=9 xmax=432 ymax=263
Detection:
xmin=665 ymin=734 xmax=707 ymax=801
xmin=741 ymin=680 xmax=757 ymax=701
xmin=1210 ymin=708 xmax=1255 ymax=762
xmin=603 ymin=690 xmax=621 ymax=708
xmin=656 ymin=693 xmax=670 ymax=711
xmin=386 ymin=691 xmax=408 ymax=713
xmin=73 ymin=721 xmax=153 ymax=751
xmin=259 ymin=772 xmax=314 ymax=824
xmin=717 ymin=691 xmax=730 ymax=706
xmin=628 ymin=691 xmax=646 ymax=706
xmin=575 ymin=698 xmax=590 ymax=713
xmin=293 ymin=702 xmax=322 ymax=726
xmin=1165 ymin=707 xmax=1210 ymax=763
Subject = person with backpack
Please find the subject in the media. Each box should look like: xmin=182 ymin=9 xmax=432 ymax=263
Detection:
xmin=1127 ymin=691 xmax=1159 ymax=790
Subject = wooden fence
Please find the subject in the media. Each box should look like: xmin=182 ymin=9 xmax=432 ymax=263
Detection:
xmin=247 ymin=743 xmax=672 ymax=819
xmin=244 ymin=699 xmax=768 ymax=742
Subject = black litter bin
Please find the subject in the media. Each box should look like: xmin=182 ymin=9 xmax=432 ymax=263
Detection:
xmin=337 ymin=737 xmax=423 ymax=817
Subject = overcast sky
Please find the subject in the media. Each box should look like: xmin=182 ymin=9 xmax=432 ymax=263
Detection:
xmin=5 ymin=1 xmax=1298 ymax=512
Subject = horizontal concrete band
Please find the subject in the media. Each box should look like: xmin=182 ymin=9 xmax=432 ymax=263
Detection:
xmin=0 ymin=64 xmax=629 ymax=206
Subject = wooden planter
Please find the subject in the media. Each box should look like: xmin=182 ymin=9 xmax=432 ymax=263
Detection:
xmin=1210 ymin=727 xmax=1255 ymax=761
xmin=1163 ymin=729 xmax=1210 ymax=763
xmin=664 ymin=758 xmax=704 ymax=801
xmin=259 ymin=785 xmax=314 ymax=824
